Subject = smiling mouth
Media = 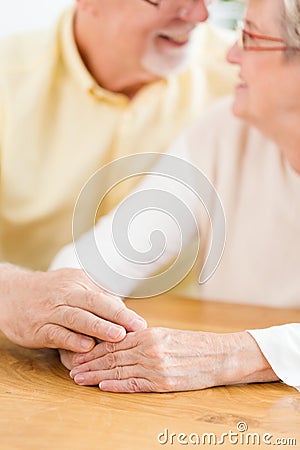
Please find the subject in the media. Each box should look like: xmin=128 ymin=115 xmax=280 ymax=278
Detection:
xmin=158 ymin=32 xmax=190 ymax=45
xmin=237 ymin=75 xmax=248 ymax=88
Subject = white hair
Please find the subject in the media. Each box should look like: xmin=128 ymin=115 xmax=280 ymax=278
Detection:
xmin=282 ymin=0 xmax=300 ymax=48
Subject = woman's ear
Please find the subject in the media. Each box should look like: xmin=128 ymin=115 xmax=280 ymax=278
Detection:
xmin=76 ymin=0 xmax=97 ymax=16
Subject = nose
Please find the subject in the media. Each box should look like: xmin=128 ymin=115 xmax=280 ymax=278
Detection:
xmin=178 ymin=0 xmax=209 ymax=23
xmin=227 ymin=42 xmax=242 ymax=65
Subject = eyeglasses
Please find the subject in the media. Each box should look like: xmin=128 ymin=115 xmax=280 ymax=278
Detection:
xmin=237 ymin=21 xmax=300 ymax=52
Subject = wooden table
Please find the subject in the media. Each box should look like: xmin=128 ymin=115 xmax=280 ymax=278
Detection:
xmin=0 ymin=295 xmax=299 ymax=450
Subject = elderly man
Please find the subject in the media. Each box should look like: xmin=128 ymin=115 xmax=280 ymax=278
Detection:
xmin=0 ymin=0 xmax=235 ymax=352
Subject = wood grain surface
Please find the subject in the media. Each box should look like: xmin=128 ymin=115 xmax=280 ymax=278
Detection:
xmin=0 ymin=295 xmax=299 ymax=450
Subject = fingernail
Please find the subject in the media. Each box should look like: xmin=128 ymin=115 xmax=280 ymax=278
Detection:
xmin=108 ymin=326 xmax=125 ymax=340
xmin=74 ymin=375 xmax=85 ymax=384
xmin=81 ymin=338 xmax=93 ymax=350
xmin=130 ymin=318 xmax=147 ymax=330
xmin=70 ymin=368 xmax=79 ymax=378
xmin=74 ymin=354 xmax=86 ymax=365
xmin=70 ymin=369 xmax=81 ymax=379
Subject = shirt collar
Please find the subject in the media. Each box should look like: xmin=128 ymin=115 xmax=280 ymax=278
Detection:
xmin=59 ymin=7 xmax=173 ymax=106
xmin=59 ymin=6 xmax=130 ymax=105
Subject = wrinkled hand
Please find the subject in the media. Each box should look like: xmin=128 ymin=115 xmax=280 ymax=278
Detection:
xmin=68 ymin=328 xmax=256 ymax=392
xmin=0 ymin=264 xmax=146 ymax=352
xmin=69 ymin=328 xmax=277 ymax=392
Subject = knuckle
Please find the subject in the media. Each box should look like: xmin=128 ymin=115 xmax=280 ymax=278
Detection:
xmin=44 ymin=326 xmax=74 ymax=349
xmin=42 ymin=294 xmax=57 ymax=311
xmin=54 ymin=269 xmax=90 ymax=292
xmin=144 ymin=327 xmax=161 ymax=343
xmin=105 ymin=341 xmax=117 ymax=353
xmin=53 ymin=287 xmax=73 ymax=307
xmin=112 ymin=305 xmax=127 ymax=323
xmin=50 ymin=268 xmax=72 ymax=287
xmin=92 ymin=375 xmax=101 ymax=386
xmin=62 ymin=333 xmax=75 ymax=349
xmin=115 ymin=366 xmax=122 ymax=380
xmin=62 ymin=308 xmax=79 ymax=328
xmin=85 ymin=292 xmax=99 ymax=310
xmin=154 ymin=358 xmax=167 ymax=373
xmin=45 ymin=326 xmax=61 ymax=347
xmin=74 ymin=268 xmax=90 ymax=281
xmin=146 ymin=342 xmax=164 ymax=359
xmin=89 ymin=318 xmax=103 ymax=336
xmin=127 ymin=378 xmax=140 ymax=392
xmin=105 ymin=352 xmax=117 ymax=369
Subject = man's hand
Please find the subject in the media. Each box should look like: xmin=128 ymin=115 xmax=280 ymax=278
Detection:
xmin=0 ymin=264 xmax=146 ymax=352
xmin=69 ymin=328 xmax=278 ymax=392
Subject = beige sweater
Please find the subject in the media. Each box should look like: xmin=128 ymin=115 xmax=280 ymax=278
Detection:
xmin=52 ymin=97 xmax=300 ymax=307
xmin=51 ymin=97 xmax=300 ymax=389
xmin=180 ymin=98 xmax=300 ymax=308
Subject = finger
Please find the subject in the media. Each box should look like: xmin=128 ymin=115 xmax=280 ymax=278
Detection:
xmin=72 ymin=365 xmax=142 ymax=386
xmin=99 ymin=378 xmax=154 ymax=393
xmin=70 ymin=348 xmax=139 ymax=377
xmin=39 ymin=324 xmax=95 ymax=352
xmin=54 ymin=306 xmax=128 ymax=342
xmin=58 ymin=349 xmax=76 ymax=370
xmin=72 ymin=332 xmax=139 ymax=365
xmin=83 ymin=290 xmax=147 ymax=332
xmin=69 ymin=289 xmax=147 ymax=332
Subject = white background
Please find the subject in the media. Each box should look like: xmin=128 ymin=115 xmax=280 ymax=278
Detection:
xmin=0 ymin=0 xmax=72 ymax=37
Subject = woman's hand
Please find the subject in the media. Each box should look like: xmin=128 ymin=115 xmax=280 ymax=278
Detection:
xmin=69 ymin=328 xmax=278 ymax=392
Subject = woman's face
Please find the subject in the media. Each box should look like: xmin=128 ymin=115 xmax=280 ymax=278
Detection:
xmin=227 ymin=0 xmax=300 ymax=138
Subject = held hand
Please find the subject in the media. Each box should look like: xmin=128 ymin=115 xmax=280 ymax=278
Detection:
xmin=69 ymin=328 xmax=278 ymax=392
xmin=0 ymin=265 xmax=147 ymax=352
xmin=59 ymin=349 xmax=78 ymax=370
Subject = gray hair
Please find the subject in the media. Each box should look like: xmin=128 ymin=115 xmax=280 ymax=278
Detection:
xmin=282 ymin=0 xmax=300 ymax=48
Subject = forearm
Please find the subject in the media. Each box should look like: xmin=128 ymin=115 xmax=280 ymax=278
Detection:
xmin=221 ymin=331 xmax=279 ymax=386
xmin=248 ymin=324 xmax=300 ymax=390
xmin=0 ymin=263 xmax=30 ymax=335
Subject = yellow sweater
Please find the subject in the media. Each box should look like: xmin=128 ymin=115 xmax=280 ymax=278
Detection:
xmin=0 ymin=7 xmax=236 ymax=271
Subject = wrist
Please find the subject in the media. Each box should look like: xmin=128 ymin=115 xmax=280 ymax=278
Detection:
xmin=0 ymin=263 xmax=31 ymax=333
xmin=227 ymin=331 xmax=279 ymax=385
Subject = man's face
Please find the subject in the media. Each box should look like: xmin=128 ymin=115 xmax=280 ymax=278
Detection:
xmin=77 ymin=0 xmax=209 ymax=78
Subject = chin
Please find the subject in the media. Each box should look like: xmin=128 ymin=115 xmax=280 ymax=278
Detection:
xmin=231 ymin=97 xmax=248 ymax=121
xmin=141 ymin=54 xmax=190 ymax=78
xmin=141 ymin=42 xmax=194 ymax=78
xmin=232 ymin=100 xmax=263 ymax=133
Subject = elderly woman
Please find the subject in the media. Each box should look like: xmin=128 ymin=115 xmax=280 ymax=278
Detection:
xmin=52 ymin=0 xmax=300 ymax=392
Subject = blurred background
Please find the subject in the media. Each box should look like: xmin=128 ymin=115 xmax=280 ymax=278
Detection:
xmin=0 ymin=0 xmax=72 ymax=37
xmin=0 ymin=0 xmax=245 ymax=38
